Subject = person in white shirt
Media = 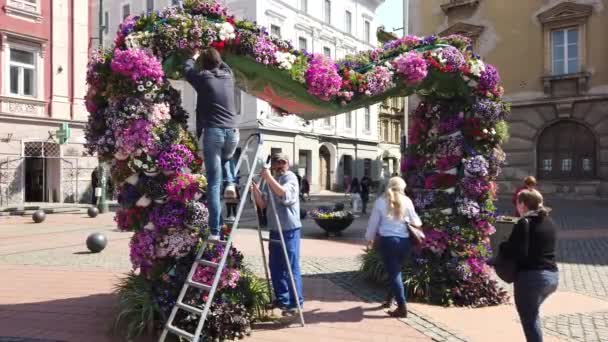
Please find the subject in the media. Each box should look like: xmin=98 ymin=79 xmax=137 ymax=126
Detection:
xmin=365 ymin=176 xmax=422 ymax=318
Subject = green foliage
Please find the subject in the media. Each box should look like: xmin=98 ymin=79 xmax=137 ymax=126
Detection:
xmin=222 ymin=268 xmax=272 ymax=321
xmin=112 ymin=272 xmax=159 ymax=341
xmin=289 ymin=54 xmax=309 ymax=84
xmin=495 ymin=120 xmax=510 ymax=144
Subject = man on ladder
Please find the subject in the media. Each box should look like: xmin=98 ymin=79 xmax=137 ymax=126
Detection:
xmin=251 ymin=151 xmax=304 ymax=316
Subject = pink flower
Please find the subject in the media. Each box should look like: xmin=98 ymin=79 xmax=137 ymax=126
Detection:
xmin=365 ymin=66 xmax=394 ymax=96
xmin=393 ymin=51 xmax=428 ymax=86
xmin=150 ymin=103 xmax=171 ymax=124
xmin=111 ymin=48 xmax=165 ymax=84
xmin=305 ymin=54 xmax=342 ymax=101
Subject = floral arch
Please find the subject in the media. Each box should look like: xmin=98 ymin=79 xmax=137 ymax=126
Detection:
xmin=84 ymin=0 xmax=510 ymax=339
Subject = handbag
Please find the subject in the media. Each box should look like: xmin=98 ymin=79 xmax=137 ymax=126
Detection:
xmin=407 ymin=224 xmax=425 ymax=246
xmin=489 ymin=218 xmax=529 ymax=284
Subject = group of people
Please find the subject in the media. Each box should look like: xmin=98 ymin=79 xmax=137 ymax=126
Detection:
xmin=185 ymin=47 xmax=558 ymax=340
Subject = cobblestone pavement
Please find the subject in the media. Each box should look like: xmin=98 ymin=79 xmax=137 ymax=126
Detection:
xmin=2 ymin=197 xmax=608 ymax=341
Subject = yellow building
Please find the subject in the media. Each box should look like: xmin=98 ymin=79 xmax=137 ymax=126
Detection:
xmin=409 ymin=0 xmax=608 ymax=196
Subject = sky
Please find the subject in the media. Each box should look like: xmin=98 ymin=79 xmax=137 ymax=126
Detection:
xmin=376 ymin=0 xmax=404 ymax=36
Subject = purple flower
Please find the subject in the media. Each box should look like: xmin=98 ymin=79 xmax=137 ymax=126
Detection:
xmin=478 ymin=64 xmax=500 ymax=91
xmin=157 ymin=144 xmax=194 ymax=172
xmin=460 ymin=177 xmax=490 ymax=200
xmin=253 ymin=35 xmax=277 ymax=65
xmin=150 ymin=201 xmax=186 ymax=230
xmin=130 ymin=230 xmax=157 ymax=271
xmin=463 ymin=155 xmax=489 ymax=177
xmin=413 ymin=191 xmax=435 ymax=210
xmin=472 ymin=98 xmax=504 ymax=122
xmin=393 ymin=51 xmax=428 ymax=86
xmin=457 ymin=198 xmax=481 ymax=219
xmin=422 ymin=35 xmax=437 ymax=46
xmin=436 ymin=46 xmax=465 ymax=71
xmin=437 ymin=114 xmax=464 ymax=135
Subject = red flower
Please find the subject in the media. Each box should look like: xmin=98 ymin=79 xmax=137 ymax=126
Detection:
xmin=211 ymin=41 xmax=226 ymax=52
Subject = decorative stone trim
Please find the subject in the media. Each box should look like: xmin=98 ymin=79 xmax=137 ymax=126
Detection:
xmin=438 ymin=22 xmax=484 ymax=40
xmin=440 ymin=0 xmax=480 ymax=14
xmin=3 ymin=2 xmax=42 ymax=23
xmin=542 ymin=72 xmax=591 ymax=97
xmin=537 ymin=2 xmax=593 ymax=25
xmin=0 ymin=95 xmax=46 ymax=117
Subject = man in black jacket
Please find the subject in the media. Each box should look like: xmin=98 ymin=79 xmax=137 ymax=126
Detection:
xmin=185 ymin=48 xmax=240 ymax=241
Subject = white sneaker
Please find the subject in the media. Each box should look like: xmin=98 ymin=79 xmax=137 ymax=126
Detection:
xmin=223 ymin=185 xmax=236 ymax=199
xmin=208 ymin=234 xmax=221 ymax=241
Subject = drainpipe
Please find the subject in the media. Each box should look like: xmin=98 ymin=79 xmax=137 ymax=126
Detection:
xmin=401 ymin=0 xmax=409 ymax=156
xmin=98 ymin=0 xmax=104 ymax=48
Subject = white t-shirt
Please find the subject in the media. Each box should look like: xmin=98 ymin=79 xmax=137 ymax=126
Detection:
xmin=365 ymin=195 xmax=422 ymax=241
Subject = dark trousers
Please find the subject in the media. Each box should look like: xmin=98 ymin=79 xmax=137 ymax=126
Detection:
xmin=379 ymin=236 xmax=411 ymax=305
xmin=269 ymin=228 xmax=303 ymax=309
xmin=514 ymin=270 xmax=559 ymax=342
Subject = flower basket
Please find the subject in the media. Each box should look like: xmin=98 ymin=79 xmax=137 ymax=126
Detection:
xmin=313 ymin=217 xmax=354 ymax=237
xmin=309 ymin=207 xmax=355 ymax=237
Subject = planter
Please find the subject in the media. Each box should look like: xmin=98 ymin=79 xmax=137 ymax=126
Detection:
xmin=313 ymin=216 xmax=354 ymax=237
xmin=490 ymin=216 xmax=517 ymax=256
xmin=440 ymin=208 xmax=453 ymax=215
xmin=441 ymin=187 xmax=456 ymax=194
xmin=136 ymin=195 xmax=152 ymax=208
xmin=438 ymin=130 xmax=462 ymax=140
xmin=125 ymin=173 xmax=140 ymax=186
xmin=163 ymin=170 xmax=176 ymax=176
xmin=144 ymin=170 xmax=159 ymax=177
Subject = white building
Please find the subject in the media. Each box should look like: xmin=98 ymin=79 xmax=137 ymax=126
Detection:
xmin=97 ymin=0 xmax=388 ymax=192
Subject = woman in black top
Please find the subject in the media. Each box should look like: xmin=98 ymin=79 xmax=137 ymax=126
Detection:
xmin=499 ymin=189 xmax=558 ymax=342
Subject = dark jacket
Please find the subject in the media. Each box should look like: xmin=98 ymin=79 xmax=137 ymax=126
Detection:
xmin=184 ymin=59 xmax=239 ymax=138
xmin=499 ymin=214 xmax=558 ymax=272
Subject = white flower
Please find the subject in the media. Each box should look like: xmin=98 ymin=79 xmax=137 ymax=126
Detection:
xmin=216 ymin=22 xmax=235 ymax=41
xmin=145 ymin=81 xmax=152 ymax=87
xmin=144 ymin=93 xmax=152 ymax=100
xmin=482 ymin=128 xmax=489 ymax=134
xmin=469 ymin=59 xmax=486 ymax=77
xmin=491 ymin=128 xmax=496 ymax=135
xmin=274 ymin=51 xmax=296 ymax=70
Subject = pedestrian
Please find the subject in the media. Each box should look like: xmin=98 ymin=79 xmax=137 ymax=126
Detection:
xmin=301 ymin=177 xmax=310 ymax=201
xmin=499 ymin=189 xmax=557 ymax=342
xmin=360 ymin=175 xmax=371 ymax=214
xmin=91 ymin=169 xmax=99 ymax=205
xmin=350 ymin=177 xmax=361 ymax=212
xmin=185 ymin=47 xmax=240 ymax=241
xmin=512 ymin=176 xmax=537 ymax=217
xmin=250 ymin=152 xmax=303 ymax=315
xmin=365 ymin=177 xmax=422 ymax=318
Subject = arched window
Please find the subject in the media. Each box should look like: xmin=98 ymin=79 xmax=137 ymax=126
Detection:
xmin=537 ymin=121 xmax=595 ymax=179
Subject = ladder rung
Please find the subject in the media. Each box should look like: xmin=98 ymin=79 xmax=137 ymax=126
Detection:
xmin=261 ymin=237 xmax=282 ymax=244
xmin=187 ymin=279 xmax=212 ymax=292
xmin=167 ymin=324 xmax=194 ymax=340
xmin=196 ymin=259 xmax=219 ymax=268
xmin=177 ymin=302 xmax=204 ymax=315
xmin=207 ymin=239 xmax=228 ymax=246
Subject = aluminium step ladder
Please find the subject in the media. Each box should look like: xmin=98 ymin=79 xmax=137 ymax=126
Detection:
xmin=159 ymin=133 xmax=305 ymax=342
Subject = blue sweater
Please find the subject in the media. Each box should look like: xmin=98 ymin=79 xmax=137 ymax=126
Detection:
xmin=184 ymin=59 xmax=239 ymax=137
xmin=263 ymin=171 xmax=302 ymax=231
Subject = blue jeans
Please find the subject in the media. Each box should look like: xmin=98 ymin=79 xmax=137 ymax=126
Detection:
xmin=201 ymin=128 xmax=239 ymax=235
xmin=514 ymin=270 xmax=559 ymax=342
xmin=268 ymin=228 xmax=303 ymax=309
xmin=379 ymin=236 xmax=411 ymax=305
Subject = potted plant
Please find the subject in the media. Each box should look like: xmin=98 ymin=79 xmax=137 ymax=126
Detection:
xmin=309 ymin=206 xmax=355 ymax=237
xmin=131 ymin=154 xmax=160 ymax=177
xmin=157 ymin=144 xmax=195 ymax=175
xmin=183 ymin=201 xmax=209 ymax=230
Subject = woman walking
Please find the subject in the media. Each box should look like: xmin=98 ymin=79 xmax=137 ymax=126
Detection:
xmin=365 ymin=177 xmax=422 ymax=318
xmin=500 ymin=189 xmax=558 ymax=342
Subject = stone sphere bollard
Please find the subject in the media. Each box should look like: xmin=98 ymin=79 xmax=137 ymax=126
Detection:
xmin=86 ymin=232 xmax=108 ymax=253
xmin=32 ymin=210 xmax=46 ymax=223
xmin=87 ymin=206 xmax=99 ymax=218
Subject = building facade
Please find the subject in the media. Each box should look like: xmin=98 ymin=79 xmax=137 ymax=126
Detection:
xmin=99 ymin=0 xmax=386 ymax=192
xmin=377 ymin=27 xmax=404 ymax=177
xmin=0 ymin=0 xmax=96 ymax=205
xmin=409 ymin=0 xmax=608 ymax=197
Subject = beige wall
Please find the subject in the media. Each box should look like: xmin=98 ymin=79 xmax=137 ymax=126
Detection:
xmin=409 ymin=0 xmax=608 ymax=100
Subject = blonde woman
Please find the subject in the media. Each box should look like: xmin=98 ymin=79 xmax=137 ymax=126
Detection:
xmin=365 ymin=177 xmax=422 ymax=318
